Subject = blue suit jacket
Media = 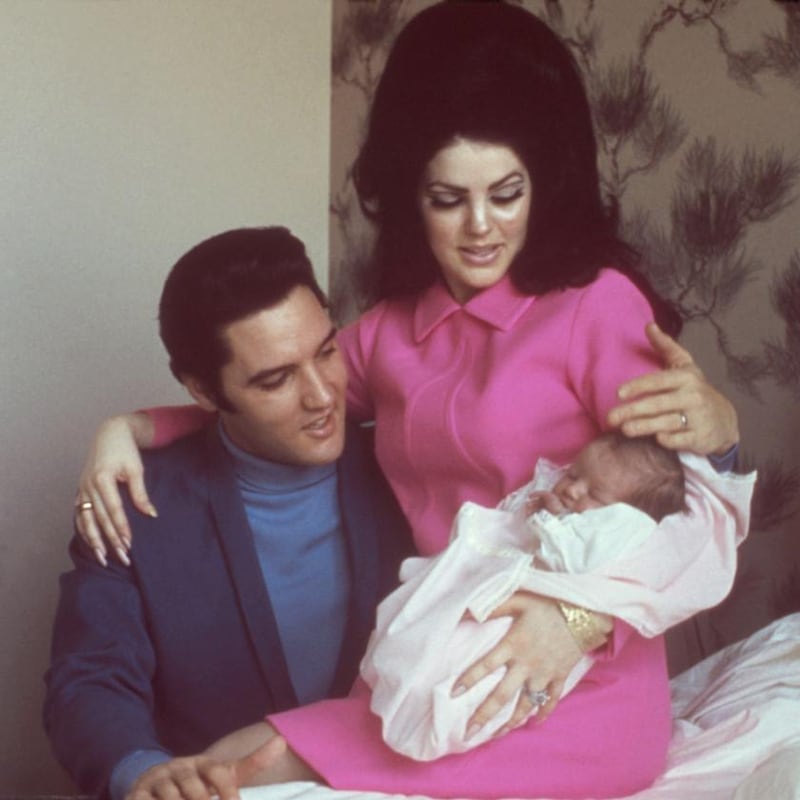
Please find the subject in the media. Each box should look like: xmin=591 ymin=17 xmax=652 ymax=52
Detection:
xmin=44 ymin=423 xmax=411 ymax=795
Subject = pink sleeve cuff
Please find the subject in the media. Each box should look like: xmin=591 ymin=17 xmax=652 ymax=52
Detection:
xmin=140 ymin=405 xmax=215 ymax=447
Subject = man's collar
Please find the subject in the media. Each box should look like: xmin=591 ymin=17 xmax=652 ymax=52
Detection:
xmin=216 ymin=421 xmax=335 ymax=492
xmin=413 ymin=276 xmax=536 ymax=342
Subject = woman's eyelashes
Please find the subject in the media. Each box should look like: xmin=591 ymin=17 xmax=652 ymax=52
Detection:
xmin=428 ymin=194 xmax=462 ymax=209
xmin=492 ymin=185 xmax=526 ymax=205
xmin=426 ymin=185 xmax=526 ymax=210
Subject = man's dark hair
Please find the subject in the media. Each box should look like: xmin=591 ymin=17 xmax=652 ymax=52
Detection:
xmin=159 ymin=226 xmax=326 ymax=409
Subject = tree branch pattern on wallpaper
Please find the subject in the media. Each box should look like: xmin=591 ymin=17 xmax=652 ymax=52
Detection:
xmin=330 ymin=0 xmax=800 ymax=662
xmin=330 ymin=0 xmax=409 ymax=319
xmin=539 ymin=1 xmax=800 ymax=399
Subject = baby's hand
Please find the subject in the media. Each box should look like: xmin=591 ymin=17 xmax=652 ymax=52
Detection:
xmin=524 ymin=491 xmax=566 ymax=516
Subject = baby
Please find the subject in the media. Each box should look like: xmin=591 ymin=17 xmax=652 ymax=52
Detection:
xmin=522 ymin=430 xmax=685 ymax=521
xmin=361 ymin=433 xmax=688 ymax=761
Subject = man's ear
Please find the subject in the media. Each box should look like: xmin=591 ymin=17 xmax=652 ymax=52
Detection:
xmin=183 ymin=375 xmax=219 ymax=413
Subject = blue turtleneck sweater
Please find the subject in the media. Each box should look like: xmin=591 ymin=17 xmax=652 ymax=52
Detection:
xmin=218 ymin=424 xmax=351 ymax=704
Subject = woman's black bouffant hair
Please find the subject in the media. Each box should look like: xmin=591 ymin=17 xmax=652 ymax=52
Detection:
xmin=353 ymin=0 xmax=680 ymax=334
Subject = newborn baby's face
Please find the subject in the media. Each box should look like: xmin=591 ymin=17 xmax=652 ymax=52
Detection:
xmin=550 ymin=440 xmax=631 ymax=513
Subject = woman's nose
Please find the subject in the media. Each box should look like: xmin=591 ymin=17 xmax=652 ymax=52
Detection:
xmin=466 ymin=200 xmax=491 ymax=236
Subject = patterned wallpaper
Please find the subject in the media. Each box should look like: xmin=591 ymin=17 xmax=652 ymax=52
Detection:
xmin=330 ymin=0 xmax=800 ymax=669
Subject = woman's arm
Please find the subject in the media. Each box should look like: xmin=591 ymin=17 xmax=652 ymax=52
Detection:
xmin=451 ymin=593 xmax=613 ymax=736
xmin=608 ymin=323 xmax=740 ymax=458
xmin=75 ymin=405 xmax=212 ymax=565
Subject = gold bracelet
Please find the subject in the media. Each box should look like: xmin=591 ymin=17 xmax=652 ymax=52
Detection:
xmin=557 ymin=601 xmax=608 ymax=653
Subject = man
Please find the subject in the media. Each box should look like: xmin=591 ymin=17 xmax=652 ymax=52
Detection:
xmin=44 ymin=227 xmax=411 ymax=799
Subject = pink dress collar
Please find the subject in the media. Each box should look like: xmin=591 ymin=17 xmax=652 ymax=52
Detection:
xmin=412 ymin=276 xmax=537 ymax=343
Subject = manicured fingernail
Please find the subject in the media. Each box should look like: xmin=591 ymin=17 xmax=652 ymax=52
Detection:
xmin=116 ymin=547 xmax=131 ymax=567
xmin=148 ymin=506 xmax=158 ymax=518
xmin=94 ymin=548 xmax=108 ymax=568
xmin=451 ymin=684 xmax=466 ymax=697
xmin=466 ymin=723 xmax=482 ymax=740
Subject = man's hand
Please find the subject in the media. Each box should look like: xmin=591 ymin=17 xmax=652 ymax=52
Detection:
xmin=608 ymin=323 xmax=739 ymax=456
xmin=126 ymin=755 xmax=240 ymax=800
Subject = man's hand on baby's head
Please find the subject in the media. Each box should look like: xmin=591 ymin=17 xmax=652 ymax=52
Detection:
xmin=524 ymin=491 xmax=566 ymax=516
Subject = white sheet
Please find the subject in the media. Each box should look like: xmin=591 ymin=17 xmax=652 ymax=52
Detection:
xmin=242 ymin=613 xmax=800 ymax=800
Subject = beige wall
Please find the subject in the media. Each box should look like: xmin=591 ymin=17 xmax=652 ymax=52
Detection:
xmin=0 ymin=1 xmax=331 ymax=792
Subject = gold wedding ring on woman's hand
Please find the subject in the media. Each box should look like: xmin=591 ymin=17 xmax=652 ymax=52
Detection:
xmin=75 ymin=500 xmax=94 ymax=512
xmin=679 ymin=411 xmax=688 ymax=429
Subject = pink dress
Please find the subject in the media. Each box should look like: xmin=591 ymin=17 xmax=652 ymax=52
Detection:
xmin=337 ymin=270 xmax=662 ymax=555
xmin=269 ymin=271 xmax=675 ymax=798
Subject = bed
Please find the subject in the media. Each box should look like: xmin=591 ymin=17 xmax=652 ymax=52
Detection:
xmin=242 ymin=613 xmax=800 ymax=800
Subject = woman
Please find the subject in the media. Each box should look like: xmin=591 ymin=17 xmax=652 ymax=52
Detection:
xmin=78 ymin=3 xmax=739 ymax=798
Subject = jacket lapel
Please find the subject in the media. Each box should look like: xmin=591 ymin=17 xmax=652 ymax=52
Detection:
xmin=330 ymin=423 xmax=383 ymax=693
xmin=200 ymin=428 xmax=298 ymax=710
